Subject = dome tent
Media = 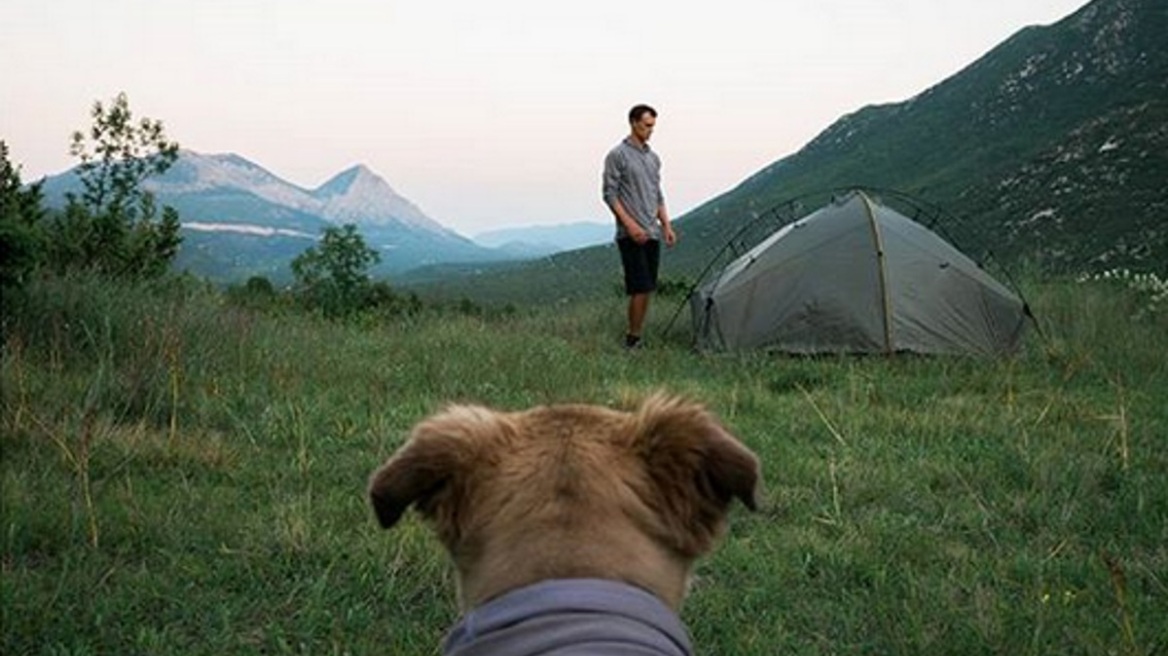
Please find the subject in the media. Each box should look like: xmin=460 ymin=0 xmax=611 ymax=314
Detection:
xmin=689 ymin=190 xmax=1027 ymax=356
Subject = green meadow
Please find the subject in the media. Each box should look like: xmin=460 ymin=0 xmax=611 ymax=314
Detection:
xmin=2 ymin=273 xmax=1165 ymax=655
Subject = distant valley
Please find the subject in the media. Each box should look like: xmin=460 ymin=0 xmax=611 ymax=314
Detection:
xmin=473 ymin=221 xmax=612 ymax=257
xmin=37 ymin=151 xmax=606 ymax=283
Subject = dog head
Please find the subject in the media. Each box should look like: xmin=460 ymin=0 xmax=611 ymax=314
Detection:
xmin=368 ymin=392 xmax=760 ymax=610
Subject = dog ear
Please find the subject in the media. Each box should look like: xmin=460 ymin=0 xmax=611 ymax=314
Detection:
xmin=634 ymin=393 xmax=760 ymax=556
xmin=367 ymin=405 xmax=501 ymax=535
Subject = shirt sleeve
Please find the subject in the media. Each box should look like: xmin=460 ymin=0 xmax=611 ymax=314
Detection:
xmin=602 ymin=149 xmax=622 ymax=207
xmin=655 ymin=153 xmax=665 ymax=207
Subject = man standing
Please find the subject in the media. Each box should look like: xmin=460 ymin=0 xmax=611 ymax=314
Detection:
xmin=603 ymin=104 xmax=677 ymax=350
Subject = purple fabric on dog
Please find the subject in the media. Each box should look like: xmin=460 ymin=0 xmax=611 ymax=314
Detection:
xmin=443 ymin=578 xmax=695 ymax=656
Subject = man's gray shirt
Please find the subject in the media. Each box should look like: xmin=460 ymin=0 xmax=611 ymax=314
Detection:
xmin=603 ymin=138 xmax=665 ymax=241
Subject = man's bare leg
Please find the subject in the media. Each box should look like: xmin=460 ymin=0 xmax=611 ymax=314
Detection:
xmin=627 ymin=292 xmax=650 ymax=346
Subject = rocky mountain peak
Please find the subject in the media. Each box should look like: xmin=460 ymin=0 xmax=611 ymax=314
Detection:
xmin=310 ymin=163 xmax=445 ymax=233
xmin=313 ymin=164 xmax=378 ymax=198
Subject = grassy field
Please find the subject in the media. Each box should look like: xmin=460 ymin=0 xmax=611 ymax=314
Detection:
xmin=2 ymin=273 xmax=1166 ymax=655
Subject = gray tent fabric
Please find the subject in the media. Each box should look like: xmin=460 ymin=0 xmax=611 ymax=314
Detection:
xmin=691 ymin=191 xmax=1026 ymax=356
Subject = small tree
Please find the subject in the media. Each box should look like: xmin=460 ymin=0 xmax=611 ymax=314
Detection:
xmin=291 ymin=224 xmax=381 ymax=318
xmin=0 ymin=141 xmax=46 ymax=290
xmin=48 ymin=92 xmax=182 ymax=279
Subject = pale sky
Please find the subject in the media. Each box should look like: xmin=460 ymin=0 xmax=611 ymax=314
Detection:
xmin=2 ymin=0 xmax=1088 ymax=235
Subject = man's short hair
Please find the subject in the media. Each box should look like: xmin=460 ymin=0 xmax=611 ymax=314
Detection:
xmin=628 ymin=104 xmax=658 ymax=124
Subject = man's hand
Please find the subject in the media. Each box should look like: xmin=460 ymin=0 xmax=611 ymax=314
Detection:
xmin=662 ymin=224 xmax=677 ymax=247
xmin=629 ymin=224 xmax=651 ymax=244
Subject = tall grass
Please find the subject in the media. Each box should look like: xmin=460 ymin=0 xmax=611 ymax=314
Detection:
xmin=2 ymin=272 xmax=1165 ymax=654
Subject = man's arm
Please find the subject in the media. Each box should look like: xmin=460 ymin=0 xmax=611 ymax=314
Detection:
xmin=657 ymin=204 xmax=676 ymax=247
xmin=611 ymin=198 xmax=650 ymax=244
xmin=602 ymin=150 xmax=650 ymax=243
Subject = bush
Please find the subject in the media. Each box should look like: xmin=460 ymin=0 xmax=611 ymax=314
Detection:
xmin=0 ymin=141 xmax=46 ymax=291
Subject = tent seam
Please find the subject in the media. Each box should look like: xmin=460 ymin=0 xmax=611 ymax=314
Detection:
xmin=859 ymin=191 xmax=895 ymax=354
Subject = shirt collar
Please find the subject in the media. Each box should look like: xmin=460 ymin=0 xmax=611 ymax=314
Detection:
xmin=624 ymin=136 xmax=651 ymax=152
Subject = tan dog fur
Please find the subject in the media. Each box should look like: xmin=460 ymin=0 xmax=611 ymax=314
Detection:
xmin=368 ymin=393 xmax=760 ymax=611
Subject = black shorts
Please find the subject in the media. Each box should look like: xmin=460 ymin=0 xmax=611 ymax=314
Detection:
xmin=617 ymin=237 xmax=661 ymax=295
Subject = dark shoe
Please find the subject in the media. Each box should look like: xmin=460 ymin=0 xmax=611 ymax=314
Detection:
xmin=624 ymin=334 xmax=643 ymax=350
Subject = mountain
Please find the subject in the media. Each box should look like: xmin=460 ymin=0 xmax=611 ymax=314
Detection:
xmin=414 ymin=0 xmax=1167 ymax=305
xmin=473 ymin=221 xmax=613 ymax=257
xmin=38 ymin=150 xmax=511 ymax=283
xmin=311 ymin=164 xmax=449 ymax=234
xmin=675 ymin=0 xmax=1167 ymax=273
